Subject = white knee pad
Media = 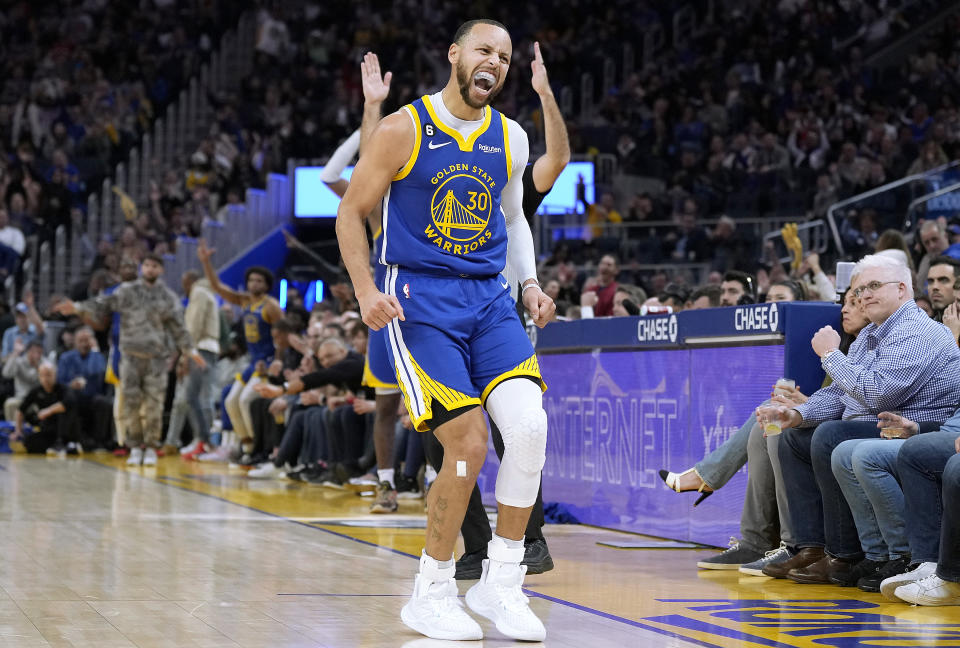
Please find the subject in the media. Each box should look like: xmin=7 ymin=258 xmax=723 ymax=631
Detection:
xmin=495 ymin=405 xmax=547 ymax=508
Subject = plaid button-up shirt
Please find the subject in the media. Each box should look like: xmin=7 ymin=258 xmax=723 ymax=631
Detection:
xmin=795 ymin=300 xmax=960 ymax=426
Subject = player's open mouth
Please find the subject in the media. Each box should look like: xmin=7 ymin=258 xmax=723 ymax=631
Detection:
xmin=473 ymin=71 xmax=496 ymax=95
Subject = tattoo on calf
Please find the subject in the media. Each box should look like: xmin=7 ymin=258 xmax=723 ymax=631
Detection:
xmin=429 ymin=496 xmax=449 ymax=541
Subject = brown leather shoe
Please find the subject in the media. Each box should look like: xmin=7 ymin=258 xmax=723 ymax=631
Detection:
xmin=787 ymin=555 xmax=857 ymax=584
xmin=762 ymin=547 xmax=825 ymax=578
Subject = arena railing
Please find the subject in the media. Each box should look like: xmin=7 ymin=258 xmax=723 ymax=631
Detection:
xmin=33 ymin=12 xmax=257 ymax=311
xmin=538 ymin=214 xmax=805 ymax=257
xmin=825 ymin=160 xmax=960 ymax=257
xmin=904 ymin=179 xmax=960 ymax=228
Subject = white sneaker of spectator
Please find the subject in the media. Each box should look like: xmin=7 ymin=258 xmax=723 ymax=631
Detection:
xmin=348 ymin=474 xmax=378 ymax=488
xmin=198 ymin=445 xmax=232 ymax=462
xmin=895 ymin=573 xmax=960 ymax=606
xmin=142 ymin=448 xmax=158 ymax=466
xmin=180 ymin=439 xmax=203 ymax=455
xmin=881 ymin=561 xmax=937 ymax=601
xmin=127 ymin=447 xmax=144 ymax=466
xmin=247 ymin=463 xmax=290 ymax=479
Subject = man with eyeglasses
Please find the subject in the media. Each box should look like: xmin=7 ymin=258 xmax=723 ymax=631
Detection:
xmin=756 ymin=254 xmax=960 ymax=586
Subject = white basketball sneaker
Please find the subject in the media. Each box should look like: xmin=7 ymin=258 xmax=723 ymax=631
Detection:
xmin=880 ymin=561 xmax=937 ymax=601
xmin=126 ymin=447 xmax=143 ymax=466
xmin=896 ymin=573 xmax=960 ymax=606
xmin=401 ymin=552 xmax=483 ymax=641
xmin=465 ymin=538 xmax=546 ymax=641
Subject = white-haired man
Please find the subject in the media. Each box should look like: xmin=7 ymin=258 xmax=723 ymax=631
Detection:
xmin=758 ymin=254 xmax=960 ymax=586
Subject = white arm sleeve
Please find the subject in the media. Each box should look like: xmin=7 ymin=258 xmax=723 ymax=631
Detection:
xmin=502 ymin=119 xmax=534 ymax=292
xmin=319 ymin=129 xmax=360 ymax=183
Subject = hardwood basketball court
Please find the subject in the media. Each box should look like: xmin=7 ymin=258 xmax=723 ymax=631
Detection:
xmin=1 ymin=455 xmax=957 ymax=647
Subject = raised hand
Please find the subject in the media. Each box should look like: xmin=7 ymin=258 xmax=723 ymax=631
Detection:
xmin=943 ymin=302 xmax=960 ymax=342
xmin=361 ymin=52 xmax=392 ymax=105
xmin=811 ymin=325 xmax=841 ymax=358
xmin=531 ymin=42 xmax=550 ymax=96
xmin=197 ymin=239 xmax=214 ymax=264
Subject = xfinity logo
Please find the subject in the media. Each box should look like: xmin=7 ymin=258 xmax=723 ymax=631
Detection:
xmin=637 ymin=314 xmax=678 ymax=343
xmin=479 ymin=143 xmax=502 ymax=154
xmin=734 ymin=303 xmax=779 ymax=332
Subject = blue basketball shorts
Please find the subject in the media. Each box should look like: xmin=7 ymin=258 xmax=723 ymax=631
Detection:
xmin=382 ymin=265 xmax=544 ymax=432
xmin=363 ymin=325 xmax=400 ymax=391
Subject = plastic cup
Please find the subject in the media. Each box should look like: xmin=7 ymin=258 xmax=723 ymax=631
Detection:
xmin=773 ymin=378 xmax=795 ymax=397
xmin=757 ymin=405 xmax=783 ymax=436
xmin=879 ymin=411 xmax=907 ymax=439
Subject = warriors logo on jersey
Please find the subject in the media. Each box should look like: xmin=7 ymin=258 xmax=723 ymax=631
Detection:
xmin=380 ymin=94 xmax=512 ymax=277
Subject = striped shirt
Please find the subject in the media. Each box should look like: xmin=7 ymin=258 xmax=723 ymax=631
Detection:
xmin=795 ymin=300 xmax=960 ymax=426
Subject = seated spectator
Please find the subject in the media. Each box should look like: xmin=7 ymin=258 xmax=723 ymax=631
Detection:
xmin=883 ymin=428 xmax=960 ymax=605
xmin=664 ymin=200 xmax=711 ymax=262
xmin=793 ymin=253 xmax=837 ymax=302
xmin=720 ymin=270 xmax=757 ymax=305
xmin=57 ymin=326 xmax=112 ymax=451
xmin=11 ymin=361 xmax=76 ymax=455
xmin=658 ymin=284 xmax=688 ymax=311
xmin=580 ymin=254 xmax=619 ymax=317
xmin=3 ymin=339 xmax=42 ymax=421
xmin=687 ymin=285 xmax=722 ymax=309
xmin=710 ymin=216 xmax=755 ymax=273
xmin=611 ymin=285 xmax=646 ymax=317
xmin=758 ymin=254 xmax=960 ymax=585
xmin=917 ymin=220 xmax=950 ymax=283
xmin=661 ymin=284 xmax=868 ymax=573
xmin=1 ymin=297 xmax=43 ymax=362
xmin=0 ymin=207 xmax=24 ymax=279
xmin=765 ymin=279 xmax=807 ymax=302
xmin=924 ymin=256 xmax=960 ymax=321
xmin=254 ymin=336 xmax=365 ymax=485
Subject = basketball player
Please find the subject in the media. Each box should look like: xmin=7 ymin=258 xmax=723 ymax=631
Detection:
xmin=197 ymin=244 xmax=283 ymax=463
xmin=321 ymin=53 xmax=404 ymax=513
xmin=337 ymin=20 xmax=554 ymax=641
xmin=448 ymin=39 xmax=570 ymax=578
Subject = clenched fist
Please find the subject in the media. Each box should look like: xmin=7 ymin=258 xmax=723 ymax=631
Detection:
xmin=811 ymin=325 xmax=841 ymax=358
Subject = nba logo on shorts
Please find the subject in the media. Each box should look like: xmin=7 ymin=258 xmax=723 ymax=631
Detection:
xmin=403 ymin=283 xmax=410 ymax=298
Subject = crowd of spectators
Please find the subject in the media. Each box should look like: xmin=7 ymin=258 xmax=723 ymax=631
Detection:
xmin=10 ymin=1 xmax=950 ymax=313
xmin=0 ymin=0 xmax=250 ymax=299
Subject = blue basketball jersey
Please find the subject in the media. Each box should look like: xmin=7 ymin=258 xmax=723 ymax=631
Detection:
xmin=380 ymin=95 xmax=514 ymax=277
xmin=243 ymin=298 xmax=274 ymax=362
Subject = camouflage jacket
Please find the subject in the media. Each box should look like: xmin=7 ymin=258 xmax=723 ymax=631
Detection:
xmin=79 ymin=279 xmax=193 ymax=358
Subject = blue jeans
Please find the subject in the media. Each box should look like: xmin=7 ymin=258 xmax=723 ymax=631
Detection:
xmin=832 ymin=438 xmax=908 ymax=561
xmin=695 ymin=412 xmax=753 ymax=489
xmin=897 ymin=430 xmax=960 ymax=564
xmin=941 ymin=454 xmax=960 ymax=582
xmin=164 ymin=380 xmax=189 ymax=447
xmin=185 ymin=350 xmax=218 ymax=443
xmin=780 ymin=420 xmax=881 ymax=558
xmin=276 ymin=406 xmax=328 ymax=467
xmin=695 ymin=403 xmax=793 ymax=551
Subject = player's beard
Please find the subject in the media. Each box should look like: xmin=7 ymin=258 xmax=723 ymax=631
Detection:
xmin=456 ymin=60 xmax=501 ymax=109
